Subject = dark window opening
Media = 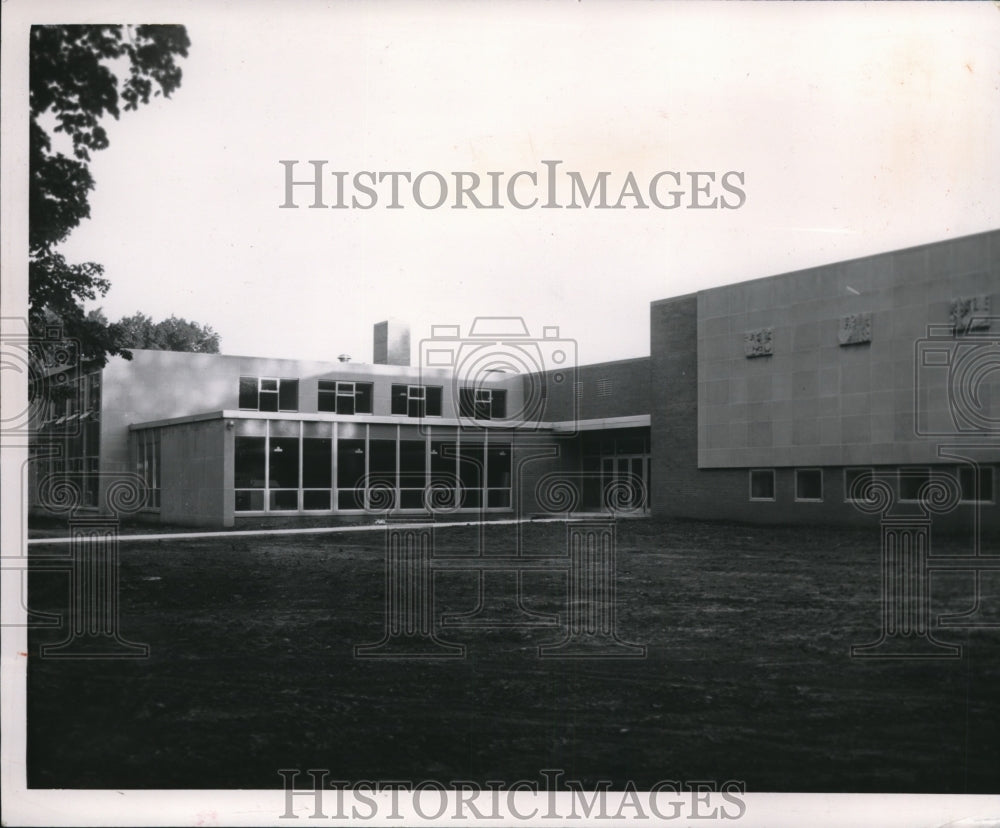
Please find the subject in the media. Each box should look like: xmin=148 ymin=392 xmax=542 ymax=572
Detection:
xmin=319 ymin=381 xmax=373 ymax=415
xmin=269 ymin=437 xmax=299 ymax=489
xmin=392 ymin=384 xmax=442 ymax=418
xmin=337 ymin=439 xmax=365 ymax=489
xmin=235 ymin=437 xmax=266 ymax=489
xmin=795 ymin=469 xmax=823 ymax=501
xmin=750 ymin=469 xmax=775 ymax=501
xmin=959 ymin=466 xmax=994 ymax=503
xmin=239 ymin=377 xmax=298 ymax=412
xmin=302 ymin=438 xmax=332 ymax=488
xmin=459 ymin=388 xmax=507 ymax=420
xmin=899 ymin=468 xmax=931 ymax=502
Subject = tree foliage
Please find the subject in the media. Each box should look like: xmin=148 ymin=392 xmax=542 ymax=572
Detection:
xmin=116 ymin=312 xmax=221 ymax=353
xmin=29 ymin=25 xmax=192 ymax=367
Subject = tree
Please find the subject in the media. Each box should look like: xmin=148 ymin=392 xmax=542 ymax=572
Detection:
xmin=116 ymin=312 xmax=221 ymax=353
xmin=29 ymin=25 xmax=191 ymax=368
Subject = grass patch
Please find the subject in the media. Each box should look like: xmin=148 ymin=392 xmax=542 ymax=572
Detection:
xmin=26 ymin=519 xmax=1000 ymax=791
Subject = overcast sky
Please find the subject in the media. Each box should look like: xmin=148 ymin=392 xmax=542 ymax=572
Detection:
xmin=27 ymin=2 xmax=1000 ymax=364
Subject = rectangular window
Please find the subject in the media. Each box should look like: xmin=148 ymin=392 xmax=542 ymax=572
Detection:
xmin=899 ymin=467 xmax=931 ymax=502
xmin=749 ymin=469 xmax=775 ymax=501
xmin=134 ymin=429 xmax=161 ymax=509
xmin=958 ymin=465 xmax=995 ymax=503
xmin=239 ymin=377 xmax=299 ymax=412
xmin=302 ymin=438 xmax=332 ymax=488
xmin=239 ymin=377 xmax=258 ymax=409
xmin=392 ymin=384 xmax=442 ymax=417
xmin=844 ymin=467 xmax=874 ymax=502
xmin=487 ymin=444 xmax=512 ymax=510
xmin=399 ymin=440 xmax=427 ymax=508
xmin=337 ymin=439 xmax=366 ymax=491
xmin=278 ymin=380 xmax=299 ymax=411
xmin=235 ymin=437 xmax=266 ymax=493
xmin=459 ymin=443 xmax=484 ymax=509
xmin=795 ymin=469 xmax=823 ymax=501
xmin=259 ymin=378 xmax=279 ymax=412
xmin=459 ymin=388 xmax=507 ymax=420
xmin=318 ymin=381 xmax=373 ymax=415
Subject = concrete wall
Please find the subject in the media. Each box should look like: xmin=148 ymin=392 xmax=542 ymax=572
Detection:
xmin=158 ymin=418 xmax=232 ymax=528
xmin=697 ymin=230 xmax=1000 ymax=469
xmin=95 ymin=349 xmax=527 ymax=515
xmin=650 ymin=236 xmax=999 ymax=532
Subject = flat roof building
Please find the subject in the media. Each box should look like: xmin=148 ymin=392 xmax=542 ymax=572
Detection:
xmin=30 ymin=230 xmax=998 ymax=533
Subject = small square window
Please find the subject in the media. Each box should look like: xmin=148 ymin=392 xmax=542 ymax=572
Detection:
xmin=844 ymin=468 xmax=874 ymax=502
xmin=899 ymin=467 xmax=931 ymax=502
xmin=749 ymin=469 xmax=775 ymax=501
xmin=795 ymin=469 xmax=823 ymax=501
xmin=959 ymin=466 xmax=995 ymax=503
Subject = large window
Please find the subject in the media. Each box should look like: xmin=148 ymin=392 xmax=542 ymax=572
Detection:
xmin=318 ymin=381 xmax=373 ymax=415
xmin=232 ymin=422 xmax=512 ymax=514
xmin=239 ymin=377 xmax=299 ymax=412
xmin=234 ymin=436 xmax=266 ymax=511
xmin=391 ymin=384 xmax=442 ymax=417
xmin=134 ymin=428 xmax=161 ymax=509
xmin=459 ymin=388 xmax=507 ymax=420
xmin=337 ymin=438 xmax=366 ymax=510
xmin=268 ymin=437 xmax=299 ymax=510
xmin=302 ymin=436 xmax=332 ymax=510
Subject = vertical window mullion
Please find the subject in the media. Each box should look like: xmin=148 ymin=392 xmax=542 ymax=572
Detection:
xmin=264 ymin=420 xmax=271 ymax=512
xmin=332 ymin=421 xmax=339 ymax=512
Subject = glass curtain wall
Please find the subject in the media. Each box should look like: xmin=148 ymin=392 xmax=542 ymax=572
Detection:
xmin=234 ymin=420 xmax=512 ymax=514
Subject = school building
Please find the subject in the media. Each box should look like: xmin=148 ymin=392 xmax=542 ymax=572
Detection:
xmin=30 ymin=229 xmax=999 ymax=531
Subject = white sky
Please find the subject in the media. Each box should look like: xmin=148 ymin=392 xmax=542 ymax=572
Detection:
xmin=14 ymin=1 xmax=1000 ymax=365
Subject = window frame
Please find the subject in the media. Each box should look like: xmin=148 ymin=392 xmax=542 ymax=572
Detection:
xmin=794 ymin=468 xmax=823 ymax=502
xmin=318 ymin=380 xmax=374 ymax=415
xmin=749 ymin=468 xmax=776 ymax=502
xmin=958 ymin=465 xmax=995 ymax=504
xmin=898 ymin=466 xmax=932 ymax=503
xmin=391 ymin=384 xmax=442 ymax=418
xmin=239 ymin=376 xmax=299 ymax=412
xmin=844 ymin=467 xmax=875 ymax=502
xmin=459 ymin=387 xmax=507 ymax=420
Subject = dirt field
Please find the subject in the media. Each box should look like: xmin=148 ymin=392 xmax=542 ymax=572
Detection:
xmin=26 ymin=518 xmax=1000 ymax=792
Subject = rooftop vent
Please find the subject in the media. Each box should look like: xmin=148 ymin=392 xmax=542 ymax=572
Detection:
xmin=337 ymin=354 xmax=352 ymax=363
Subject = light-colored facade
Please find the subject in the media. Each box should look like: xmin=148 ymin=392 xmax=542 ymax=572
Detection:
xmin=31 ymin=230 xmax=998 ymax=531
xmin=31 ymin=328 xmax=652 ymax=528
